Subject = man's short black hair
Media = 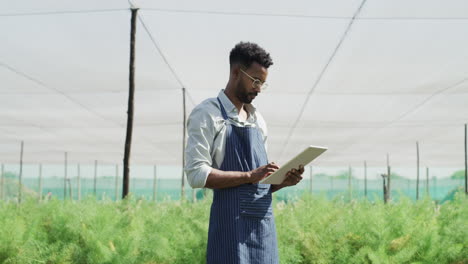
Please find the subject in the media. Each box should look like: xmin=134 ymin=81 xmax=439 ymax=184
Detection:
xmin=229 ymin=42 xmax=273 ymax=69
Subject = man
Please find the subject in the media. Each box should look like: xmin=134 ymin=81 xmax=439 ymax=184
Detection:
xmin=185 ymin=42 xmax=304 ymax=264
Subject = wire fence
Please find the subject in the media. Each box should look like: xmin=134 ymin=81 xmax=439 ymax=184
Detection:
xmin=0 ymin=169 xmax=463 ymax=203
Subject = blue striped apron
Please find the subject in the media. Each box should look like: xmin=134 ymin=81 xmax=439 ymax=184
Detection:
xmin=206 ymin=98 xmax=278 ymax=264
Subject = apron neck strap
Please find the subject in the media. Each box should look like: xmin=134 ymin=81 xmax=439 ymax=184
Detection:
xmin=217 ymin=97 xmax=229 ymax=120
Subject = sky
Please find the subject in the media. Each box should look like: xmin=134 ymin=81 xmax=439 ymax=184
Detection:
xmin=1 ymin=0 xmax=468 ymax=172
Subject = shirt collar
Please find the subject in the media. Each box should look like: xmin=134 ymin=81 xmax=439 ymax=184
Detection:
xmin=218 ymin=90 xmax=257 ymax=122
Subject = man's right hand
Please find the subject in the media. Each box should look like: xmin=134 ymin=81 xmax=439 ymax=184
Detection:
xmin=247 ymin=162 xmax=280 ymax=183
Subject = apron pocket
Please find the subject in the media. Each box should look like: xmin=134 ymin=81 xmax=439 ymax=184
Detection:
xmin=239 ymin=184 xmax=273 ymax=218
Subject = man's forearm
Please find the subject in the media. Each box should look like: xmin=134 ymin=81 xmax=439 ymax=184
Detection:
xmin=204 ymin=168 xmax=251 ymax=189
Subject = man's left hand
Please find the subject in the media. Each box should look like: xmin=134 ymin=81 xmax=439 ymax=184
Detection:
xmin=280 ymin=165 xmax=305 ymax=187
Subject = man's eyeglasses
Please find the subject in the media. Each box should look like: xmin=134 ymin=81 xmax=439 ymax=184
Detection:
xmin=240 ymin=68 xmax=269 ymax=91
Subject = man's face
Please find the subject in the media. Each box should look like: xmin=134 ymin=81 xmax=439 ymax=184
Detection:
xmin=235 ymin=62 xmax=268 ymax=104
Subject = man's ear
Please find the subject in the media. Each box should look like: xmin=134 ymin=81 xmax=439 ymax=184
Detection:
xmin=231 ymin=64 xmax=241 ymax=79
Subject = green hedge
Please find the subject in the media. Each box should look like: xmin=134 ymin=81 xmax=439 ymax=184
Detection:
xmin=0 ymin=192 xmax=466 ymax=263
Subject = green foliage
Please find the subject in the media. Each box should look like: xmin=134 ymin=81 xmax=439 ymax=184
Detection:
xmin=1 ymin=171 xmax=17 ymax=179
xmin=1 ymin=178 xmax=37 ymax=201
xmin=0 ymin=193 xmax=466 ymax=263
xmin=331 ymin=170 xmax=354 ymax=179
xmin=313 ymin=173 xmax=328 ymax=178
xmin=389 ymin=172 xmax=405 ymax=180
xmin=450 ymin=170 xmax=466 ymax=180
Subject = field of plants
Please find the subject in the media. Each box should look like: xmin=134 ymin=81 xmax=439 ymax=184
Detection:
xmin=0 ymin=192 xmax=467 ymax=264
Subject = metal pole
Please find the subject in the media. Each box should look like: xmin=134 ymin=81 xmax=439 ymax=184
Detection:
xmin=18 ymin=141 xmax=24 ymax=203
xmin=123 ymin=8 xmax=139 ymax=199
xmin=38 ymin=164 xmax=42 ymax=202
xmin=387 ymin=153 xmax=391 ymax=202
xmin=94 ymin=160 xmax=97 ymax=197
xmin=364 ymin=161 xmax=367 ymax=198
xmin=0 ymin=164 xmax=4 ymax=201
xmin=181 ymin=87 xmax=187 ymax=200
xmin=416 ymin=141 xmax=420 ymax=200
xmin=67 ymin=179 xmax=73 ymax=200
xmin=348 ymin=166 xmax=352 ymax=200
xmin=465 ymin=123 xmax=467 ymax=195
xmin=115 ymin=164 xmax=119 ymax=201
xmin=77 ymin=164 xmax=81 ymax=201
xmin=64 ymin=152 xmax=67 ymax=200
xmin=153 ymin=165 xmax=157 ymax=202
xmin=426 ymin=167 xmax=430 ymax=197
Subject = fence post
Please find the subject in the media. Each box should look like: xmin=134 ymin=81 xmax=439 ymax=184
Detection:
xmin=1 ymin=164 xmax=4 ymax=201
xmin=364 ymin=161 xmax=367 ymax=198
xmin=381 ymin=174 xmax=387 ymax=203
xmin=77 ymin=164 xmax=81 ymax=201
xmin=426 ymin=167 xmax=430 ymax=197
xmin=153 ymin=165 xmax=157 ymax=202
xmin=386 ymin=153 xmax=391 ymax=202
xmin=38 ymin=164 xmax=43 ymax=202
xmin=181 ymin=87 xmax=187 ymax=201
xmin=93 ymin=160 xmax=98 ymax=197
xmin=67 ymin=179 xmax=73 ymax=200
xmin=348 ymin=166 xmax=352 ymax=201
xmin=115 ymin=164 xmax=119 ymax=201
xmin=18 ymin=141 xmax=24 ymax=203
xmin=64 ymin=152 xmax=68 ymax=200
xmin=416 ymin=141 xmax=420 ymax=200
xmin=465 ymin=123 xmax=467 ymax=195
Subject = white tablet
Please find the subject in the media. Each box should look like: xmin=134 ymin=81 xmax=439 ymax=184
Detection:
xmin=260 ymin=145 xmax=327 ymax=185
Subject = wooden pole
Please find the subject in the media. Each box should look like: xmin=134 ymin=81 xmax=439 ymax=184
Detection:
xmin=123 ymin=8 xmax=139 ymax=199
xmin=181 ymin=87 xmax=187 ymax=200
xmin=93 ymin=160 xmax=97 ymax=197
xmin=18 ymin=141 xmax=24 ymax=203
xmin=364 ymin=161 xmax=367 ymax=198
xmin=38 ymin=164 xmax=42 ymax=202
xmin=465 ymin=123 xmax=467 ymax=195
xmin=0 ymin=164 xmax=4 ymax=201
xmin=77 ymin=164 xmax=81 ymax=201
xmin=64 ymin=152 xmax=68 ymax=200
xmin=309 ymin=166 xmax=313 ymax=193
xmin=416 ymin=141 xmax=420 ymax=200
xmin=153 ymin=165 xmax=157 ymax=202
xmin=115 ymin=164 xmax=119 ymax=201
xmin=382 ymin=174 xmax=387 ymax=202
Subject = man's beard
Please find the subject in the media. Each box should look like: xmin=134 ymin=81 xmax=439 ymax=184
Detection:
xmin=238 ymin=89 xmax=258 ymax=104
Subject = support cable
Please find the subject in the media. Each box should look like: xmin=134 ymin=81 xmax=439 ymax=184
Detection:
xmin=338 ymin=75 xmax=468 ymax=155
xmin=0 ymin=59 xmax=173 ymax=157
xmin=278 ymin=0 xmax=367 ymax=159
xmin=0 ymin=9 xmax=127 ymax=17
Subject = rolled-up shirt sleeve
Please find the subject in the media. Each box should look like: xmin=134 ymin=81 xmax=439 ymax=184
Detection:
xmin=184 ymin=105 xmax=215 ymax=188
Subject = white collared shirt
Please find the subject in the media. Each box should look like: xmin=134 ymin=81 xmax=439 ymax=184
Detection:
xmin=184 ymin=90 xmax=268 ymax=188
